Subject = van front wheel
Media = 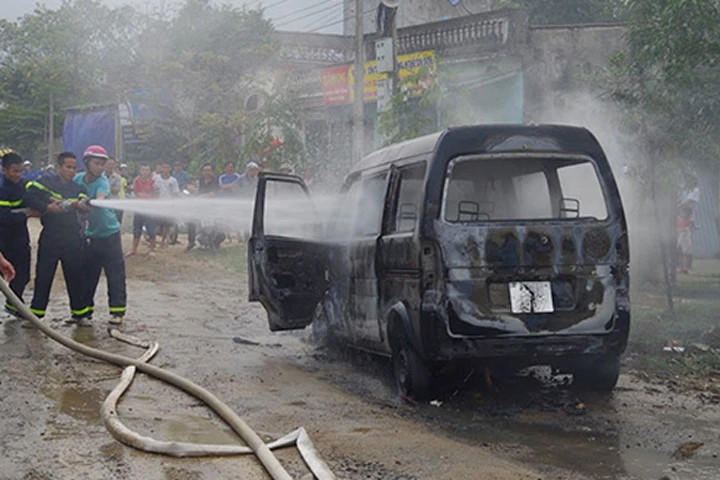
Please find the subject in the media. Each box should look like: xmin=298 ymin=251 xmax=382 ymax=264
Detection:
xmin=393 ymin=339 xmax=433 ymax=400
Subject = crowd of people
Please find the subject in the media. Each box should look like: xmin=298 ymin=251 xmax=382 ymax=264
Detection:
xmin=125 ymin=159 xmax=264 ymax=254
xmin=0 ymin=146 xmax=283 ymax=327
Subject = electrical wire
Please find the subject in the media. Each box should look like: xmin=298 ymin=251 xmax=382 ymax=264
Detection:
xmin=298 ymin=3 xmax=344 ymax=31
xmin=262 ymin=0 xmax=291 ymax=9
xmin=305 ymin=6 xmax=376 ymax=33
xmin=273 ymin=0 xmax=341 ymax=24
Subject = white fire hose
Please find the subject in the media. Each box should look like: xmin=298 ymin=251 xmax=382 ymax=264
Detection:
xmin=0 ymin=278 xmax=335 ymax=480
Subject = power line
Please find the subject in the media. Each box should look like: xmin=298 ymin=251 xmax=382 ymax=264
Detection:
xmin=306 ymin=6 xmax=375 ymax=33
xmin=298 ymin=3 xmax=343 ymax=31
xmin=262 ymin=0 xmax=291 ymax=9
xmin=273 ymin=0 xmax=341 ymax=24
xmin=275 ymin=1 xmax=343 ymax=27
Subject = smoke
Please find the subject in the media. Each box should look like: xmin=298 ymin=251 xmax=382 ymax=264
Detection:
xmin=530 ymin=90 xmax=665 ymax=285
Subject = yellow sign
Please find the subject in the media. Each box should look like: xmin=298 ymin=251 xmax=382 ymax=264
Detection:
xmin=320 ymin=51 xmax=436 ymax=105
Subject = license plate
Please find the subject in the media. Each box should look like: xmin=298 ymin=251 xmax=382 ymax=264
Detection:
xmin=509 ymin=281 xmax=554 ymax=314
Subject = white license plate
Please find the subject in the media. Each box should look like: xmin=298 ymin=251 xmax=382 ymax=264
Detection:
xmin=509 ymin=281 xmax=554 ymax=314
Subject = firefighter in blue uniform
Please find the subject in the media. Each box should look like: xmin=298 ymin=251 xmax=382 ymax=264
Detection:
xmin=0 ymin=152 xmax=41 ymax=316
xmin=74 ymin=145 xmax=127 ymax=325
xmin=25 ymin=151 xmax=91 ymax=322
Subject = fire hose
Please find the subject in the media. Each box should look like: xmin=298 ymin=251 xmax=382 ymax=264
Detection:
xmin=0 ymin=278 xmax=335 ymax=480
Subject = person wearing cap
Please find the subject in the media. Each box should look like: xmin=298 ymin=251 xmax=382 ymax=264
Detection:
xmin=74 ymin=145 xmax=127 ymax=325
xmin=119 ymin=163 xmax=132 ymax=197
xmin=238 ymin=161 xmax=261 ymax=191
xmin=0 ymin=152 xmax=42 ymax=318
xmin=21 ymin=160 xmax=39 ymax=182
xmin=25 ymin=151 xmax=90 ymax=322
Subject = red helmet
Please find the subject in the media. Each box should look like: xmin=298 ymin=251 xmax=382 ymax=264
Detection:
xmin=82 ymin=145 xmax=109 ymax=164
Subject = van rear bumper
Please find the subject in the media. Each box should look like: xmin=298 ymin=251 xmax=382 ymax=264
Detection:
xmin=419 ymin=307 xmax=630 ymax=363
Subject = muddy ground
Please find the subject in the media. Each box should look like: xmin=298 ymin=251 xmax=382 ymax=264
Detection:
xmin=0 ymin=229 xmax=718 ymax=480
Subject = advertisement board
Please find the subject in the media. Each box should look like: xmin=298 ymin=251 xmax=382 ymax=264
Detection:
xmin=320 ymin=51 xmax=436 ymax=106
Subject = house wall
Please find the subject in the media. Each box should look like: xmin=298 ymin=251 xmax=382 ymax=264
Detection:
xmin=343 ymin=0 xmax=498 ymax=35
xmin=523 ymin=24 xmax=626 ymax=121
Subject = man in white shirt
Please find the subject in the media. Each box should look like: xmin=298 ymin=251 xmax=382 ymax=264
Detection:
xmin=153 ymin=163 xmax=180 ymax=248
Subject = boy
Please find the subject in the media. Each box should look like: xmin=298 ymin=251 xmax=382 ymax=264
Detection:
xmin=74 ymin=145 xmax=127 ymax=325
xmin=25 ymin=152 xmax=91 ymax=323
xmin=0 ymin=152 xmax=41 ymax=316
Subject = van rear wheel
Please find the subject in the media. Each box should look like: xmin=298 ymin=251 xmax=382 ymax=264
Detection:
xmin=393 ymin=338 xmax=433 ymax=400
xmin=571 ymin=353 xmax=621 ymax=392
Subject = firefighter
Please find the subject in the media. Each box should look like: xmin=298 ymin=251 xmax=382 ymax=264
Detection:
xmin=74 ymin=145 xmax=127 ymax=325
xmin=24 ymin=151 xmax=91 ymax=322
xmin=0 ymin=152 xmax=41 ymax=316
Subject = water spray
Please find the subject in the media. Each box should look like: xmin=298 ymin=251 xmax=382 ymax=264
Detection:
xmin=0 ymin=278 xmax=336 ymax=480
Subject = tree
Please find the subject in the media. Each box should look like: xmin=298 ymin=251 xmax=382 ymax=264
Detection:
xmin=241 ymin=78 xmax=308 ymax=172
xmin=0 ymin=0 xmax=305 ymax=173
xmin=613 ymin=0 xmax=720 ymax=160
xmin=600 ymin=0 xmax=720 ymax=312
xmin=125 ymin=1 xmax=286 ymax=170
xmin=0 ymin=0 xmax=147 ymax=157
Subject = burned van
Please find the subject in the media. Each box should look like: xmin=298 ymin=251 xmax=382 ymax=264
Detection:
xmin=249 ymin=125 xmax=629 ymax=398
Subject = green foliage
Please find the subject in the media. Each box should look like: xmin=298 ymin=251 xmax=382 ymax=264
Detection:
xmin=241 ymin=78 xmax=307 ymax=171
xmin=603 ymin=0 xmax=720 ymax=163
xmin=0 ymin=0 xmax=152 ymax=157
xmin=0 ymin=0 xmax=305 ymax=172
xmin=377 ymin=68 xmax=439 ymax=146
xmin=376 ymin=61 xmax=473 ymax=146
xmin=498 ymin=0 xmax=628 ymax=25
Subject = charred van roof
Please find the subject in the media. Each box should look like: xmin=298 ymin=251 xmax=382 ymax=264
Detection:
xmin=352 ymin=124 xmax=604 ymax=173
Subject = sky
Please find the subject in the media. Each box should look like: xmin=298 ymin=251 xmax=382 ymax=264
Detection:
xmin=0 ymin=0 xmax=345 ymax=33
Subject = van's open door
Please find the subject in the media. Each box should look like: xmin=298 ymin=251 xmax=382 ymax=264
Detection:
xmin=248 ymin=173 xmax=329 ymax=331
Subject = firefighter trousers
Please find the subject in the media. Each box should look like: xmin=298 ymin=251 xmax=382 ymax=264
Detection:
xmin=0 ymin=239 xmax=30 ymax=314
xmin=85 ymin=232 xmax=127 ymax=317
xmin=30 ymin=235 xmax=88 ymax=318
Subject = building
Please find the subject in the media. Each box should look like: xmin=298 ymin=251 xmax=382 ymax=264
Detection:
xmin=343 ymin=0 xmax=499 ymax=34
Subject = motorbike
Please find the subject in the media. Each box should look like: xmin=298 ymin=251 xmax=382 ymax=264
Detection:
xmin=196 ymin=219 xmax=226 ymax=250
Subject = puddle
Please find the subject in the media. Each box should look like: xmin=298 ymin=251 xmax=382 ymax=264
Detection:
xmin=312 ymin=347 xmax=719 ymax=479
xmin=412 ymin=387 xmax=718 ymax=480
xmin=71 ymin=326 xmax=98 ymax=345
xmin=163 ymin=414 xmax=244 ymax=446
xmin=42 ymin=383 xmax=107 ymax=423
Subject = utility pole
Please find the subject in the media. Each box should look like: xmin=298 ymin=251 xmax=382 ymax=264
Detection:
xmin=352 ymin=0 xmax=365 ymax=163
xmin=390 ymin=5 xmax=398 ymax=96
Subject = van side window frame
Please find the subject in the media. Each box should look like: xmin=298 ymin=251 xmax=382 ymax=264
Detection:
xmin=351 ymin=170 xmax=390 ymax=238
xmin=384 ymin=160 xmax=428 ymax=235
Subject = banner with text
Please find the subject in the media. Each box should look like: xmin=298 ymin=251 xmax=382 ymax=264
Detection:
xmin=320 ymin=51 xmax=436 ymax=106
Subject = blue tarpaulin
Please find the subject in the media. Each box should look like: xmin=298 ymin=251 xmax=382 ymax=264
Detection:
xmin=63 ymin=107 xmax=116 ymax=171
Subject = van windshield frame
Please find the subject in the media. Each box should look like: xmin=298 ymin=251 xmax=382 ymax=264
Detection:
xmin=441 ymin=152 xmax=612 ymax=224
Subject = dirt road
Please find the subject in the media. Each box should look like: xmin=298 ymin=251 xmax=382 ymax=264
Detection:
xmin=0 ymin=237 xmax=718 ymax=479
